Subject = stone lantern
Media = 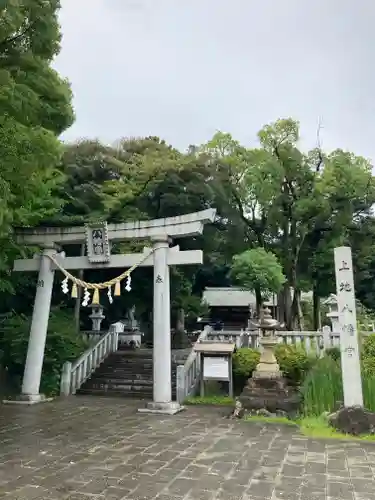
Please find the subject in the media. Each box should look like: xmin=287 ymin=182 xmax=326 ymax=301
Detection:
xmin=239 ymin=306 xmax=300 ymax=417
xmin=324 ymin=294 xmax=339 ymax=332
xmin=88 ymin=303 xmax=105 ymax=332
xmin=252 ymin=306 xmax=282 ymax=377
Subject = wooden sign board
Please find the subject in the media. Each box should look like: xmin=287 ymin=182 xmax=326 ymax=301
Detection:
xmin=194 ymin=342 xmax=235 ymax=398
xmin=204 ymin=357 xmax=229 ymax=380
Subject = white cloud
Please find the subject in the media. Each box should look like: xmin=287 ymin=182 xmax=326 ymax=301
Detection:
xmin=55 ymin=0 xmax=375 ymax=160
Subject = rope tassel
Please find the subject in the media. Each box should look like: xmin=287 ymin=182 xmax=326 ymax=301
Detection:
xmin=114 ymin=281 xmax=121 ymax=296
xmin=71 ymin=283 xmax=78 ymax=298
xmin=92 ymin=288 xmax=100 ymax=304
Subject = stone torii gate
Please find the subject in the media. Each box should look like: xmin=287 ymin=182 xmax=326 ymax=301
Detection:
xmin=11 ymin=209 xmax=216 ymax=414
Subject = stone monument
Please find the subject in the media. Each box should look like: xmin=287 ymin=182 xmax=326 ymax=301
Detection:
xmin=120 ymin=306 xmax=143 ymax=349
xmin=333 ymin=246 xmax=363 ymax=407
xmin=239 ymin=307 xmax=300 ymax=416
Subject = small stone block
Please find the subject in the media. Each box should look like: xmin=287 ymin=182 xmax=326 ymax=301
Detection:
xmin=2 ymin=394 xmax=54 ymax=405
xmin=138 ymin=402 xmax=185 ymax=415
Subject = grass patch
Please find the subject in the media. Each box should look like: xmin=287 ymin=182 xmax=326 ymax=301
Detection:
xmin=243 ymin=414 xmax=375 ymax=441
xmin=184 ymin=395 xmax=235 ymax=406
xmin=243 ymin=414 xmax=297 ymax=426
xmin=298 ymin=416 xmax=375 ymax=441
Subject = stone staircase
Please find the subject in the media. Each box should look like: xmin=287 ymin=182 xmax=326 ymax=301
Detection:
xmin=76 ymin=347 xmax=179 ymax=399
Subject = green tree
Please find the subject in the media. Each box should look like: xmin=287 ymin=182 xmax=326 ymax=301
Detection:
xmin=230 ymin=248 xmax=286 ymax=317
xmin=350 ymin=218 xmax=375 ymax=311
xmin=201 ymin=120 xmax=375 ymax=329
xmin=0 ymin=0 xmax=74 ymax=289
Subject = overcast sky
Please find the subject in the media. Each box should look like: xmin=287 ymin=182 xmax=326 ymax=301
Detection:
xmin=55 ymin=0 xmax=375 ymax=160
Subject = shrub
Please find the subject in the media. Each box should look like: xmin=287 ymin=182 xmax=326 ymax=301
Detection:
xmin=232 ymin=348 xmax=260 ymax=378
xmin=232 ymin=348 xmax=260 ymax=391
xmin=301 ymin=356 xmax=343 ymax=415
xmin=275 ymin=344 xmax=315 ymax=385
xmin=362 ymin=356 xmax=375 ymax=377
xmin=362 ymin=334 xmax=375 ymax=358
xmin=325 ymin=347 xmax=341 ymax=363
xmin=0 ymin=308 xmax=88 ymax=395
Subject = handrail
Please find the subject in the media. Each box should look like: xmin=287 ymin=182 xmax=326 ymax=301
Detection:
xmin=60 ymin=325 xmax=119 ymax=396
xmin=176 ymin=325 xmax=211 ymax=404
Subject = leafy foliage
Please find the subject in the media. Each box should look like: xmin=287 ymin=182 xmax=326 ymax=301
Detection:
xmin=232 ymin=344 xmax=315 ymax=391
xmin=0 ymin=308 xmax=88 ymax=395
xmin=231 ymin=248 xmax=285 ymax=297
xmin=301 ymin=356 xmax=343 ymax=415
xmin=202 ymin=119 xmax=375 ymax=329
xmin=0 ymin=0 xmax=74 ymax=292
xmin=274 ymin=344 xmax=315 ymax=385
xmin=230 ymin=248 xmax=285 ymax=314
xmin=362 ymin=334 xmax=375 ymax=359
xmin=325 ymin=347 xmax=341 ymax=363
xmin=232 ymin=348 xmax=260 ymax=378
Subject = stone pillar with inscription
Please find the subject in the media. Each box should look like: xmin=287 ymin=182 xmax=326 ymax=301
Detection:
xmin=334 ymin=246 xmax=363 ymax=407
xmin=139 ymin=237 xmax=182 ymax=414
xmin=21 ymin=247 xmax=57 ymax=402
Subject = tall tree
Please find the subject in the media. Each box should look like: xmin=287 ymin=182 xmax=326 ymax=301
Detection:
xmin=201 ymin=120 xmax=375 ymax=329
xmin=0 ymin=0 xmax=74 ymax=290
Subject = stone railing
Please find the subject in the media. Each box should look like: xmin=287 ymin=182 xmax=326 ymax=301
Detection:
xmin=81 ymin=330 xmax=103 ymax=344
xmin=60 ymin=325 xmax=119 ymax=396
xmin=82 ymin=326 xmax=144 ymax=348
xmin=206 ymin=327 xmax=373 ymax=355
xmin=176 ymin=325 xmax=211 ymax=404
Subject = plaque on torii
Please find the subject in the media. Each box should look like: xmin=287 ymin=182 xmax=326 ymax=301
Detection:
xmin=85 ymin=221 xmax=110 ymax=263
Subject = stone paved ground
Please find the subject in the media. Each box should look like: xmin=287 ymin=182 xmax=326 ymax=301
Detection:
xmin=0 ymin=397 xmax=375 ymax=499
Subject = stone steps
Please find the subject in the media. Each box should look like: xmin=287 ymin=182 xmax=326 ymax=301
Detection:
xmin=76 ymin=350 xmax=179 ymax=400
xmin=77 ymin=388 xmax=153 ymax=399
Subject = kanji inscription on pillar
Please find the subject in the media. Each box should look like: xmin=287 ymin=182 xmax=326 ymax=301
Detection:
xmin=334 ymin=246 xmax=363 ymax=407
xmin=85 ymin=221 xmax=111 ymax=263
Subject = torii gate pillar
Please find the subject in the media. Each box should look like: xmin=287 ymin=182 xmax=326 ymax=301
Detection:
xmin=22 ymin=247 xmax=56 ymax=401
xmin=151 ymin=238 xmax=174 ymax=409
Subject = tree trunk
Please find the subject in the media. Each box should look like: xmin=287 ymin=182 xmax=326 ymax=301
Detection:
xmin=287 ymin=260 xmax=302 ymax=330
xmin=172 ymin=308 xmax=191 ymax=349
xmin=291 ymin=288 xmax=304 ymax=330
xmin=176 ymin=308 xmax=185 ymax=333
xmin=313 ymin=284 xmax=321 ymax=331
xmin=255 ymin=287 xmax=262 ymax=318
xmin=74 ymin=243 xmax=86 ymax=334
xmin=282 ymin=283 xmax=293 ymax=330
xmin=277 ymin=290 xmax=285 ymax=323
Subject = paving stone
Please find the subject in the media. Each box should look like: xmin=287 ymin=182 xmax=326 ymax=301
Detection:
xmin=0 ymin=397 xmax=375 ymax=499
xmin=248 ymin=479 xmax=274 ymax=497
xmin=328 ymin=480 xmax=354 ymax=498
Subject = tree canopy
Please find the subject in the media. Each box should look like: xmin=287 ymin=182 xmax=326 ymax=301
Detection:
xmin=1 ymin=35 xmax=374 ymax=338
xmin=230 ymin=248 xmax=286 ymax=317
xmin=0 ymin=0 xmax=74 ymax=290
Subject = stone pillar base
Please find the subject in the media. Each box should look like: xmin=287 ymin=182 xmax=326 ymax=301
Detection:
xmin=138 ymin=401 xmax=185 ymax=415
xmin=239 ymin=376 xmax=300 ymax=417
xmin=2 ymin=394 xmax=53 ymax=405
